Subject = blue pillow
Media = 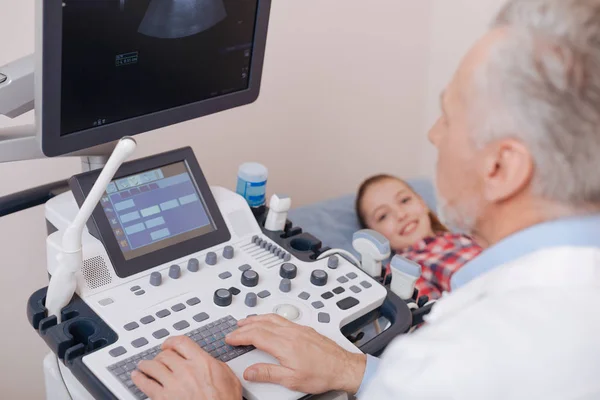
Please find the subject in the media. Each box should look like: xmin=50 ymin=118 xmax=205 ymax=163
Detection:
xmin=287 ymin=179 xmax=437 ymax=257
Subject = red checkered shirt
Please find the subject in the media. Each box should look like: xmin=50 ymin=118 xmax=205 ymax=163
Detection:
xmin=387 ymin=232 xmax=483 ymax=300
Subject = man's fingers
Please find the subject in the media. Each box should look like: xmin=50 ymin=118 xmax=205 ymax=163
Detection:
xmin=137 ymin=360 xmax=172 ymax=386
xmin=131 ymin=370 xmax=162 ymax=398
xmin=154 ymin=349 xmax=185 ymax=372
xmin=162 ymin=335 xmax=204 ymax=360
xmin=237 ymin=314 xmax=293 ymax=328
xmin=244 ymin=363 xmax=295 ymax=386
xmin=226 ymin=325 xmax=285 ymax=355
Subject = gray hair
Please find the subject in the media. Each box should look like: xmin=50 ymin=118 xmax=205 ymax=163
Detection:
xmin=470 ymin=0 xmax=600 ymax=205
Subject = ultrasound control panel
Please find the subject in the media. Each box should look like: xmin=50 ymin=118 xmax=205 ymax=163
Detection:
xmin=43 ymin=147 xmax=388 ymax=400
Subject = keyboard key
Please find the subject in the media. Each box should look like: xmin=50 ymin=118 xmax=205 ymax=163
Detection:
xmin=219 ymin=271 xmax=232 ymax=280
xmin=337 ymin=276 xmax=349 ymax=284
xmin=186 ymin=297 xmax=201 ymax=306
xmin=193 ymin=312 xmax=209 ymax=323
xmin=332 ymin=286 xmax=345 ymax=295
xmin=171 ymin=303 xmax=186 ymax=312
xmin=311 ymin=301 xmax=324 ymax=309
xmin=360 ymin=280 xmax=372 ymax=288
xmin=298 ymin=292 xmax=310 ymax=300
xmin=321 ymin=292 xmax=334 ymax=300
xmin=130 ymin=286 xmax=141 ymax=292
xmin=124 ymin=322 xmax=139 ymax=331
xmin=109 ymin=346 xmax=127 ymax=357
xmin=346 ymin=272 xmax=358 ymax=280
xmin=173 ymin=320 xmax=190 ymax=331
xmin=152 ymin=329 xmax=169 ymax=339
xmin=318 ymin=313 xmax=331 ymax=323
xmin=239 ymin=264 xmax=252 ymax=272
xmin=131 ymin=338 xmax=148 ymax=348
xmin=257 ymin=290 xmax=271 ymax=299
xmin=350 ymin=285 xmax=362 ymax=293
xmin=336 ymin=296 xmax=360 ymax=311
xmin=140 ymin=316 xmax=155 ymax=325
xmin=156 ymin=309 xmax=171 ymax=318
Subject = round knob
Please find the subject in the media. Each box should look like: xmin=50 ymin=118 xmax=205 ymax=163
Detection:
xmin=279 ymin=263 xmax=297 ymax=279
xmin=206 ymin=252 xmax=217 ymax=266
xmin=223 ymin=246 xmax=234 ymax=259
xmin=169 ymin=265 xmax=181 ymax=279
xmin=187 ymin=258 xmax=200 ymax=272
xmin=310 ymin=269 xmax=328 ymax=286
xmin=150 ymin=271 xmax=162 ymax=286
xmin=214 ymin=289 xmax=232 ymax=307
xmin=275 ymin=304 xmax=300 ymax=321
xmin=241 ymin=270 xmax=259 ymax=287
xmin=279 ymin=278 xmax=292 ymax=293
xmin=245 ymin=292 xmax=257 ymax=308
xmin=327 ymin=256 xmax=339 ymax=269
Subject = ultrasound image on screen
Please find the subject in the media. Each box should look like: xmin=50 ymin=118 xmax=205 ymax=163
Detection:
xmin=60 ymin=0 xmax=258 ymax=135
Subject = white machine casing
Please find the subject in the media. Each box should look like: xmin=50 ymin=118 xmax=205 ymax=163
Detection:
xmin=44 ymin=186 xmax=386 ymax=400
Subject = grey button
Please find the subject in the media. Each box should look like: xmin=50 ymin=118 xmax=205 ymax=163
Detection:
xmin=279 ymin=278 xmax=292 ymax=293
xmin=241 ymin=270 xmax=259 ymax=287
xmin=327 ymin=256 xmax=339 ymax=269
xmin=245 ymin=292 xmax=257 ymax=307
xmin=187 ymin=258 xmax=200 ymax=272
xmin=360 ymin=280 xmax=372 ymax=288
xmin=135 ymin=290 xmax=145 ymax=296
xmin=260 ymin=242 xmax=268 ymax=249
xmin=171 ymin=303 xmax=186 ymax=312
xmin=346 ymin=272 xmax=358 ymax=280
xmin=132 ymin=338 xmax=148 ymax=348
xmin=130 ymin=286 xmax=141 ymax=292
xmin=169 ymin=265 xmax=181 ymax=279
xmin=256 ymin=238 xmax=264 ymax=246
xmin=219 ymin=271 xmax=232 ymax=280
xmin=99 ymin=298 xmax=114 ymax=306
xmin=270 ymin=246 xmax=278 ymax=254
xmin=140 ymin=316 xmax=155 ymax=325
xmin=150 ymin=271 xmax=162 ymax=287
xmin=257 ymin=290 xmax=271 ymax=299
xmin=298 ymin=292 xmax=310 ymax=300
xmin=152 ymin=329 xmax=169 ymax=339
xmin=318 ymin=313 xmax=330 ymax=323
xmin=350 ymin=285 xmax=362 ymax=293
xmin=123 ymin=322 xmax=140 ymax=331
xmin=337 ymin=276 xmax=349 ymax=284
xmin=312 ymin=301 xmax=324 ymax=309
xmin=186 ymin=297 xmax=201 ymax=306
xmin=223 ymin=246 xmax=234 ymax=259
xmin=193 ymin=312 xmax=209 ymax=323
xmin=252 ymin=235 xmax=259 ymax=243
xmin=109 ymin=346 xmax=127 ymax=357
xmin=156 ymin=309 xmax=171 ymax=318
xmin=238 ymin=264 xmax=251 ymax=272
xmin=173 ymin=320 xmax=190 ymax=331
xmin=206 ymin=252 xmax=217 ymax=265
xmin=266 ymin=243 xmax=273 ymax=251
xmin=284 ymin=253 xmax=292 ymax=261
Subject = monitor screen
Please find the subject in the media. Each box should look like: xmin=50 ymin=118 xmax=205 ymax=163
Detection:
xmin=100 ymin=161 xmax=216 ymax=260
xmin=60 ymin=0 xmax=259 ymax=136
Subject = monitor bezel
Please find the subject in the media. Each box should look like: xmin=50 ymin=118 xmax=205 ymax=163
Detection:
xmin=69 ymin=146 xmax=231 ymax=279
xmin=36 ymin=0 xmax=271 ymax=157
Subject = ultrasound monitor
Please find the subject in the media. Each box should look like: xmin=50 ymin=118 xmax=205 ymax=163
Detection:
xmin=36 ymin=0 xmax=271 ymax=157
xmin=69 ymin=146 xmax=231 ymax=278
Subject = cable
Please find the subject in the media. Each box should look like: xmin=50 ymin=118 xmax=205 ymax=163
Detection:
xmin=317 ymin=249 xmax=361 ymax=269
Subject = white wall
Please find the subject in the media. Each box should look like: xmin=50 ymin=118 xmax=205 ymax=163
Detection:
xmin=0 ymin=0 xmax=503 ymax=398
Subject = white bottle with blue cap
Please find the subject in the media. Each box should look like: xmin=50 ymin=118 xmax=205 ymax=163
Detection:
xmin=389 ymin=254 xmax=422 ymax=300
xmin=236 ymin=162 xmax=268 ymax=208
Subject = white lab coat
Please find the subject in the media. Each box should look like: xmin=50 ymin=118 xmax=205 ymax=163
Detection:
xmin=361 ymin=247 xmax=600 ymax=399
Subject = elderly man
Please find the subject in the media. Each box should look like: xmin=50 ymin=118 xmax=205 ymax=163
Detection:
xmin=131 ymin=0 xmax=600 ymax=398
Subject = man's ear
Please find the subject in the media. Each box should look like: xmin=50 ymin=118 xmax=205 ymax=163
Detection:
xmin=480 ymin=139 xmax=534 ymax=203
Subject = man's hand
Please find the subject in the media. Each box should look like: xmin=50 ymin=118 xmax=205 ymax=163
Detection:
xmin=131 ymin=336 xmax=242 ymax=400
xmin=226 ymin=314 xmax=366 ymax=395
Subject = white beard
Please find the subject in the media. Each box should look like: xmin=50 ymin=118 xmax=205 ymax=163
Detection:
xmin=436 ymin=190 xmax=481 ymax=235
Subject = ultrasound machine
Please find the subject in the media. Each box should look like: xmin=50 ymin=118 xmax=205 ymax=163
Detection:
xmin=0 ymin=1 xmax=415 ymax=399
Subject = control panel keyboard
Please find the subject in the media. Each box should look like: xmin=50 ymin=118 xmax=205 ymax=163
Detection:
xmin=108 ymin=315 xmax=254 ymax=399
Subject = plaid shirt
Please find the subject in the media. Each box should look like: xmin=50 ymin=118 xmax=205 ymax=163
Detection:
xmin=387 ymin=232 xmax=483 ymax=300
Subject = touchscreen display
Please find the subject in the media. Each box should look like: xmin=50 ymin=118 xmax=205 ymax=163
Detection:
xmin=100 ymin=161 xmax=215 ymax=260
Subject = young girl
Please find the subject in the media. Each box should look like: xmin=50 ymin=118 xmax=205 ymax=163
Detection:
xmin=355 ymin=174 xmax=482 ymax=300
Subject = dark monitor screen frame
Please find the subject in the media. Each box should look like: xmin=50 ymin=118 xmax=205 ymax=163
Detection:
xmin=36 ymin=0 xmax=272 ymax=157
xmin=69 ymin=147 xmax=231 ymax=279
